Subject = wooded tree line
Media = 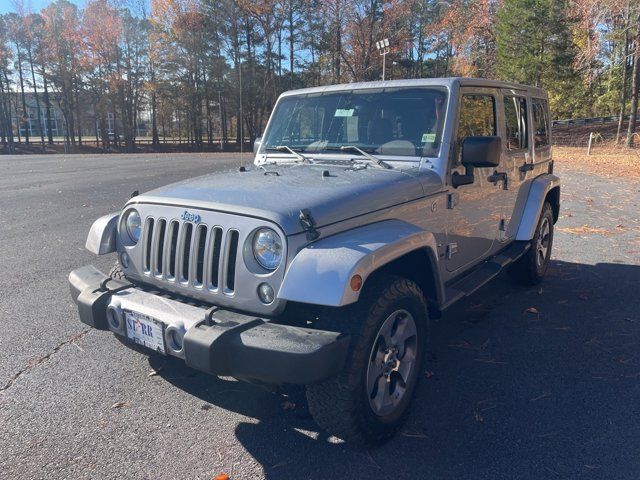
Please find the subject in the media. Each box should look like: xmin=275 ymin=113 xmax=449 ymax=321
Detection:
xmin=0 ymin=0 xmax=639 ymax=152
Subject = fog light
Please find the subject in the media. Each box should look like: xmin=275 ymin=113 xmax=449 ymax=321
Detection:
xmin=258 ymin=283 xmax=275 ymax=304
xmin=120 ymin=252 xmax=130 ymax=268
xmin=167 ymin=328 xmax=184 ymax=352
xmin=107 ymin=307 xmax=121 ymax=330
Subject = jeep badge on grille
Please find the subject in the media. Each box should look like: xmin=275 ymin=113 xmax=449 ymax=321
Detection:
xmin=180 ymin=210 xmax=201 ymax=224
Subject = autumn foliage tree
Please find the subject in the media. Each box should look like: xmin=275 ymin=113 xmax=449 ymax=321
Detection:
xmin=1 ymin=0 xmax=640 ymax=151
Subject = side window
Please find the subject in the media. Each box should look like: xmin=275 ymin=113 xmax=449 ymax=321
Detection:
xmin=458 ymin=94 xmax=496 ymax=143
xmin=532 ymin=98 xmax=549 ymax=147
xmin=504 ymin=96 xmax=528 ymax=150
xmin=456 ymin=94 xmax=496 ymax=164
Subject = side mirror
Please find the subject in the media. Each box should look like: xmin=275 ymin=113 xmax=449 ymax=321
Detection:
xmin=452 ymin=136 xmax=502 ymax=188
xmin=461 ymin=136 xmax=501 ymax=168
xmin=253 ymin=137 xmax=262 ymax=154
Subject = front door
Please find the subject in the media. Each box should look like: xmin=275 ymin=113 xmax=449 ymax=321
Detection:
xmin=446 ymin=88 xmax=504 ymax=273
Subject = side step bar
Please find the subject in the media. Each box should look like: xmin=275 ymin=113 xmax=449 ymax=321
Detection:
xmin=442 ymin=242 xmax=530 ymax=310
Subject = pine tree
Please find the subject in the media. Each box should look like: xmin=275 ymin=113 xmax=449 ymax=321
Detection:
xmin=496 ymin=0 xmax=582 ymax=117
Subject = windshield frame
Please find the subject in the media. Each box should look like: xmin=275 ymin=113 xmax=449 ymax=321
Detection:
xmin=257 ymin=85 xmax=450 ymax=166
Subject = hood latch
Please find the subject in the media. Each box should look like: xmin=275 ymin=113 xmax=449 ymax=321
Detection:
xmin=299 ymin=209 xmax=320 ymax=241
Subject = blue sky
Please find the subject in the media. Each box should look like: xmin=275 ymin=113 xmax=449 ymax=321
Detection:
xmin=0 ymin=0 xmax=87 ymax=15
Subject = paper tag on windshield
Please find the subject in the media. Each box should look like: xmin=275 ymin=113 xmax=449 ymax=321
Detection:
xmin=334 ymin=109 xmax=355 ymax=117
xmin=422 ymin=133 xmax=436 ymax=143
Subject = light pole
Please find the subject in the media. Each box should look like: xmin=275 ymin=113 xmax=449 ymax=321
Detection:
xmin=376 ymin=38 xmax=390 ymax=81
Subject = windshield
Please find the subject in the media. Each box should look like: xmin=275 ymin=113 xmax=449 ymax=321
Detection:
xmin=260 ymin=87 xmax=448 ymax=159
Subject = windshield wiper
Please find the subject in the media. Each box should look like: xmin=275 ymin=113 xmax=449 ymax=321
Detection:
xmin=264 ymin=145 xmax=312 ymax=163
xmin=330 ymin=145 xmax=391 ymax=169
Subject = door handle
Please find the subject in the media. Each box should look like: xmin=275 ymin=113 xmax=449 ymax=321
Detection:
xmin=487 ymin=171 xmax=508 ymax=189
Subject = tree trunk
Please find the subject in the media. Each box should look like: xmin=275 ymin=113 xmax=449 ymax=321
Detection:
xmin=12 ymin=82 xmax=22 ymax=144
xmin=626 ymin=15 xmax=640 ymax=147
xmin=0 ymin=73 xmax=15 ymax=152
xmin=150 ymin=63 xmax=159 ymax=147
xmin=16 ymin=46 xmax=30 ymax=145
xmin=27 ymin=45 xmax=45 ymax=149
xmin=289 ymin=1 xmax=294 ymax=87
xmin=617 ymin=9 xmax=630 ymax=143
xmin=43 ymin=75 xmax=54 ymax=144
xmin=74 ymin=75 xmax=82 ymax=146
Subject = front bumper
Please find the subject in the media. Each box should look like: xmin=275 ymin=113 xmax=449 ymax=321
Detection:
xmin=69 ymin=265 xmax=349 ymax=385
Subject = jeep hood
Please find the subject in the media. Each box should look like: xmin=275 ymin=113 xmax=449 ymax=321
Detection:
xmin=131 ymin=164 xmax=443 ymax=235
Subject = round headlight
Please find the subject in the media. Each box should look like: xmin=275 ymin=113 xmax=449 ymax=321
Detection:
xmin=123 ymin=209 xmax=142 ymax=243
xmin=252 ymin=228 xmax=283 ymax=270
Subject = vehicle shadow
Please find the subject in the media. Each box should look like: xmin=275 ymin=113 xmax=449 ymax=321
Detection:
xmin=151 ymin=260 xmax=640 ymax=479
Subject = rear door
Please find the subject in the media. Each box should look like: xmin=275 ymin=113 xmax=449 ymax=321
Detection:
xmin=531 ymin=97 xmax=552 ymax=166
xmin=499 ymin=90 xmax=531 ymax=241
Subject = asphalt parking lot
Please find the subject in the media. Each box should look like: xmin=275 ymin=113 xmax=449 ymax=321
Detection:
xmin=0 ymin=153 xmax=639 ymax=479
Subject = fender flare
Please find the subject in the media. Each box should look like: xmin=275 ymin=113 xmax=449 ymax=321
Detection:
xmin=278 ymin=220 xmax=442 ymax=307
xmin=85 ymin=213 xmax=119 ymax=255
xmin=515 ymin=174 xmax=560 ymax=241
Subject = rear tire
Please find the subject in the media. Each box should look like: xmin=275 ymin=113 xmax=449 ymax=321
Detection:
xmin=509 ymin=202 xmax=554 ymax=285
xmin=306 ymin=275 xmax=428 ymax=445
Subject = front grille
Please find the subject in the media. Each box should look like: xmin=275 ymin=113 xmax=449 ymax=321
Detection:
xmin=141 ymin=217 xmax=239 ymax=294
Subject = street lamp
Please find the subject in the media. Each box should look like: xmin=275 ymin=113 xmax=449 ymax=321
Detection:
xmin=376 ymin=38 xmax=390 ymax=81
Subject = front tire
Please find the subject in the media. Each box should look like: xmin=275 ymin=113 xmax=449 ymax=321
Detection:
xmin=509 ymin=202 xmax=554 ymax=285
xmin=306 ymin=275 xmax=428 ymax=445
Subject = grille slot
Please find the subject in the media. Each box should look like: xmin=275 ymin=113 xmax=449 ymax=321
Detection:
xmin=143 ymin=218 xmax=154 ymax=273
xmin=153 ymin=219 xmax=167 ymax=276
xmin=141 ymin=215 xmax=242 ymax=297
xmin=225 ymin=230 xmax=239 ymax=293
xmin=167 ymin=221 xmax=179 ymax=280
xmin=208 ymin=227 xmax=223 ymax=290
xmin=180 ymin=223 xmax=194 ymax=283
xmin=194 ymin=225 xmax=207 ymax=286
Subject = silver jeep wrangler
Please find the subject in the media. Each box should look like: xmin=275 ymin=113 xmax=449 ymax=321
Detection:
xmin=70 ymin=78 xmax=559 ymax=444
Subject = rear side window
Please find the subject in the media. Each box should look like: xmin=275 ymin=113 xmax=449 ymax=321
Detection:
xmin=458 ymin=94 xmax=496 ymax=142
xmin=532 ymin=98 xmax=550 ymax=147
xmin=504 ymin=96 xmax=528 ymax=150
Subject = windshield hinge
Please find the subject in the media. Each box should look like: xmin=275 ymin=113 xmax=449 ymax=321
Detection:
xmin=299 ymin=209 xmax=320 ymax=241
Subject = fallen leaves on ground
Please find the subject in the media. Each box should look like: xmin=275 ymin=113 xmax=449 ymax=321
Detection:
xmin=474 ymin=358 xmax=508 ymax=364
xmin=111 ymin=402 xmax=128 ymax=409
xmin=401 ymin=431 xmax=428 ymax=438
xmin=555 ymin=145 xmax=640 ymax=178
xmin=201 ymin=404 xmax=213 ymax=411
xmin=148 ymin=362 xmax=165 ymax=377
xmin=448 ymin=340 xmax=474 ymax=349
xmin=556 ymin=225 xmax=614 ymax=236
xmin=271 ymin=460 xmax=293 ymax=469
xmin=213 ymin=473 xmax=230 ymax=480
xmin=530 ymin=392 xmax=551 ymax=402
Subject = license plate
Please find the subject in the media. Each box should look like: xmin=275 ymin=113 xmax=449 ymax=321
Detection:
xmin=125 ymin=311 xmax=166 ymax=354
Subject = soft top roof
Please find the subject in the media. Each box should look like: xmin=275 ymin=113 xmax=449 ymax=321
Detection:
xmin=279 ymin=77 xmax=548 ymax=99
